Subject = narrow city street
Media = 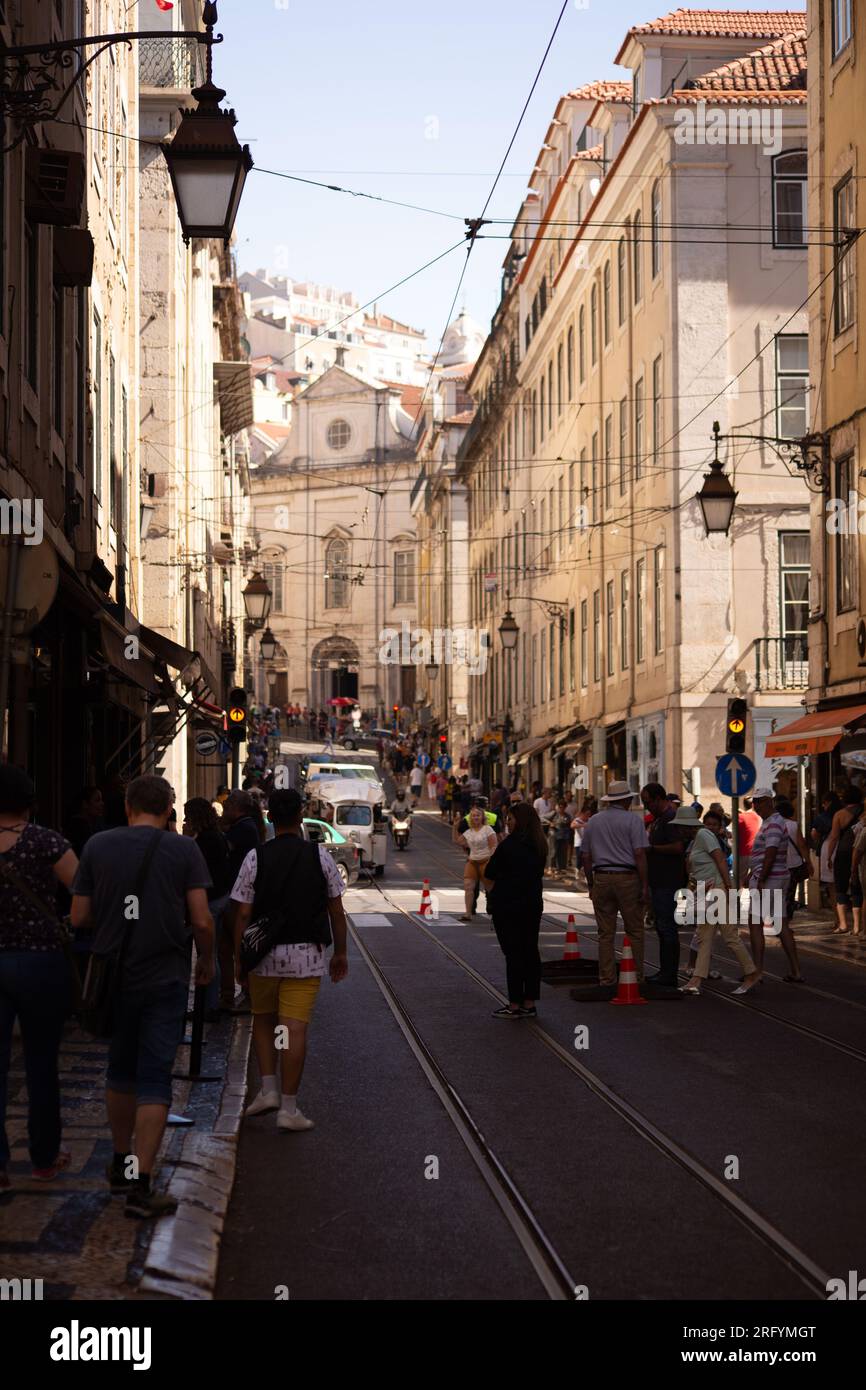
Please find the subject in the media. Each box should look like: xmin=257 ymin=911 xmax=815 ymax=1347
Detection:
xmin=217 ymin=806 xmax=866 ymax=1302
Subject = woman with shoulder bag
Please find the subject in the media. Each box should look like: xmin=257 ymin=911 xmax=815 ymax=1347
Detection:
xmin=0 ymin=767 xmax=80 ymax=1187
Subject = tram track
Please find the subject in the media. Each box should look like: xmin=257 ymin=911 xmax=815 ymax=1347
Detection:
xmin=351 ymin=872 xmax=832 ymax=1300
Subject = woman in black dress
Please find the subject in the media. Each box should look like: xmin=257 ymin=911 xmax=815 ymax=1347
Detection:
xmin=483 ymin=802 xmax=547 ymax=1018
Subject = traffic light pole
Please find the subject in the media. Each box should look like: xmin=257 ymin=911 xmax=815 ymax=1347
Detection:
xmin=732 ymin=794 xmax=740 ymax=889
xmin=231 ymin=742 xmax=240 ymax=791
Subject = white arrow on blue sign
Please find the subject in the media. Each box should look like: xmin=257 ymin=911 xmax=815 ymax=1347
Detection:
xmin=715 ymin=753 xmax=757 ymax=797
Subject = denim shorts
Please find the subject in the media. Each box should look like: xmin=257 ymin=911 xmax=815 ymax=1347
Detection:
xmin=106 ymin=980 xmax=188 ymax=1106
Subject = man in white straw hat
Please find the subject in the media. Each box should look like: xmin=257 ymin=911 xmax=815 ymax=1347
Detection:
xmin=579 ymin=781 xmax=650 ymax=988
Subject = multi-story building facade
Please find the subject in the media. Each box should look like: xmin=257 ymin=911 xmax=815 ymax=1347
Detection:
xmin=241 ymin=270 xmax=429 ymax=387
xmin=248 ymin=365 xmax=419 ymax=719
xmin=411 ymin=311 xmax=484 ymax=757
xmin=0 ymin=0 xmax=251 ymax=823
xmin=459 ymin=11 xmax=812 ymax=805
xmin=773 ymin=0 xmax=866 ymax=793
xmin=136 ymin=0 xmax=251 ymax=802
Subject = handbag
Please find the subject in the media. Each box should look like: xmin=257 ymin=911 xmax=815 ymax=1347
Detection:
xmin=0 ymin=854 xmax=83 ymax=1011
xmin=238 ymin=837 xmax=306 ymax=974
xmin=79 ymin=829 xmax=163 ymax=1039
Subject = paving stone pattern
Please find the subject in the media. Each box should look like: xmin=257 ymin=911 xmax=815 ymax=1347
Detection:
xmin=0 ymin=1010 xmax=251 ymax=1301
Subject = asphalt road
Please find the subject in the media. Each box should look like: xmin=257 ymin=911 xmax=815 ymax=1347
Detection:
xmin=216 ymin=796 xmax=866 ymax=1302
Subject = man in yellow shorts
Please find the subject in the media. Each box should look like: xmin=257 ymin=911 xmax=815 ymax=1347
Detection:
xmin=230 ymin=788 xmax=348 ymax=1131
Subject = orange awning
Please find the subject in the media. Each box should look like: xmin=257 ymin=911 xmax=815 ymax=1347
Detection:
xmin=765 ymin=704 xmax=866 ymax=758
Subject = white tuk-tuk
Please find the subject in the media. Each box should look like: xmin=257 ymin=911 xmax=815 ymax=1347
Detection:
xmin=304 ymin=776 xmax=388 ymax=875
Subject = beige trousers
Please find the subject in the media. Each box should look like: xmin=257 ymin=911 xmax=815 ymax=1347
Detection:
xmin=591 ymin=872 xmax=646 ymax=985
xmin=693 ymin=898 xmax=755 ymax=980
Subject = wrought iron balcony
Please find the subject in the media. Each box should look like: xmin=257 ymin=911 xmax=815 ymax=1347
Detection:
xmin=754 ymin=636 xmax=808 ymax=691
xmin=139 ymin=36 xmax=201 ymax=91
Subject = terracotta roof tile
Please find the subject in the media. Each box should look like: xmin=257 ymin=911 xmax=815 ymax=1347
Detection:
xmin=575 ymin=144 xmax=604 ymax=161
xmin=445 ymin=409 xmax=475 ymax=426
xmin=363 ymin=312 xmax=425 ymax=339
xmin=567 ymin=80 xmax=632 ymax=103
xmin=685 ymin=33 xmax=806 ymax=90
xmin=624 ymin=8 xmax=805 ymax=39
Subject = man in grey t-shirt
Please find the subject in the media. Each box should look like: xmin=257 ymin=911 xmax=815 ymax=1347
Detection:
xmin=580 ymin=782 xmax=650 ymax=987
xmin=71 ymin=775 xmax=214 ymax=1221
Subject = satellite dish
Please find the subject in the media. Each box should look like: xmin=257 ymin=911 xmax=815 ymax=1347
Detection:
xmin=0 ymin=539 xmax=59 ymax=635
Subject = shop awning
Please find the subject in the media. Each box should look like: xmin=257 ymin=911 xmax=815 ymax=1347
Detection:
xmin=552 ymin=723 xmax=588 ymax=754
xmin=765 ymin=704 xmax=866 ymax=758
xmin=134 ymin=622 xmax=197 ymax=676
xmin=513 ymin=733 xmax=556 ymax=767
xmin=96 ymin=612 xmax=163 ymax=697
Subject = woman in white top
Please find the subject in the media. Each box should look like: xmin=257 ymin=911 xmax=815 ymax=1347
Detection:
xmin=452 ymin=805 xmax=497 ymax=922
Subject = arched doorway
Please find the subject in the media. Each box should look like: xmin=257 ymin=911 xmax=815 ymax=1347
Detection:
xmin=310 ymin=635 xmax=360 ymax=708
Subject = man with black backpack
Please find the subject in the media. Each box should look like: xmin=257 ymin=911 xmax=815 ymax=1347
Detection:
xmin=230 ymin=788 xmax=349 ymax=1132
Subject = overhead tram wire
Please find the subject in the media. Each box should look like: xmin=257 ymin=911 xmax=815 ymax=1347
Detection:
xmin=363 ymin=0 xmax=573 ymax=562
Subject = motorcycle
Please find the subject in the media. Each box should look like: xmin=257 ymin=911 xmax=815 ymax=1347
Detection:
xmin=392 ymin=811 xmax=412 ymax=851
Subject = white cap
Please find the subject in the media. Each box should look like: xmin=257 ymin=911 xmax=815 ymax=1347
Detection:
xmin=751 ymin=786 xmax=776 ymax=801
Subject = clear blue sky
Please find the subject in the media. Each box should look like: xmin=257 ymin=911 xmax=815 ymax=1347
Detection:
xmin=217 ymin=1 xmax=803 ymax=350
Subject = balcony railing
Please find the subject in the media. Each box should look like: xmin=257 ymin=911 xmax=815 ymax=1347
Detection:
xmin=139 ymin=36 xmax=201 ymax=91
xmin=754 ymin=636 xmax=808 ymax=691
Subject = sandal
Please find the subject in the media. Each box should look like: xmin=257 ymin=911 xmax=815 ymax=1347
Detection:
xmin=783 ymin=974 xmax=805 ymax=983
xmin=680 ymin=983 xmax=702 ymax=995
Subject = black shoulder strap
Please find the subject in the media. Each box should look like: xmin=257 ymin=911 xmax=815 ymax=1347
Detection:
xmin=117 ymin=829 xmax=164 ymax=966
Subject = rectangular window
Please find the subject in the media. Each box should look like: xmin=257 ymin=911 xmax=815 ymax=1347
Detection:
xmin=633 ymin=213 xmax=643 ymax=302
xmin=557 ymin=475 xmax=563 ymax=560
xmin=634 ymin=378 xmax=644 ymax=481
xmin=541 ymin=629 xmax=547 ymax=703
xmin=604 ymin=414 xmax=613 ymax=509
xmin=532 ymin=633 xmax=538 ymax=705
xmin=773 ymin=151 xmax=807 ymax=248
xmin=833 ymin=0 xmax=853 ymax=56
xmin=539 ymin=377 xmax=545 ymax=442
xmin=775 ymin=334 xmax=809 ymax=438
xmin=591 ymin=431 xmax=599 ymax=522
xmin=836 ymin=455 xmax=857 ymax=612
xmin=264 ymin=562 xmax=285 ymax=615
xmin=24 ymin=221 xmax=39 ymax=388
xmin=834 ymin=176 xmax=856 ymax=334
xmin=654 ymin=546 xmax=665 ymax=653
xmin=636 ymin=558 xmax=646 ymax=663
xmin=580 ymin=599 xmax=588 ymax=686
xmin=120 ymin=385 xmax=129 ymax=548
xmin=74 ymin=289 xmax=85 ymax=473
xmin=568 ymin=462 xmax=574 ymax=540
xmin=522 ymin=509 xmax=528 ymax=572
xmin=394 ymin=551 xmax=415 ymax=604
xmin=568 ymin=607 xmax=575 ymax=691
xmin=92 ymin=308 xmax=102 ymax=503
xmin=550 ymin=620 xmax=556 ymax=700
xmin=557 ymin=344 xmax=563 ymax=417
xmin=109 ymin=352 xmax=118 ymax=530
xmin=548 ymin=360 xmax=553 ymax=430
xmin=621 ymin=571 xmax=630 ymax=669
xmin=606 ymin=579 xmax=615 ymax=676
xmin=619 ymin=398 xmax=628 ymax=495
xmin=779 ymin=531 xmax=810 ymax=670
xmin=593 ymin=590 xmax=601 ymax=682
xmin=652 ymin=356 xmax=662 ymax=465
xmin=522 ymin=632 xmax=528 ymax=701
xmin=579 ymin=448 xmax=587 ymax=529
xmin=603 ymin=262 xmax=611 ymax=345
xmin=53 ymin=287 xmax=64 ymax=435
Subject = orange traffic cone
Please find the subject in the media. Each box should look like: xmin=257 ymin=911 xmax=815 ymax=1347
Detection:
xmin=563 ymin=915 xmax=581 ymax=960
xmin=419 ymin=879 xmax=433 ymax=918
xmin=610 ymin=936 xmax=647 ymax=1006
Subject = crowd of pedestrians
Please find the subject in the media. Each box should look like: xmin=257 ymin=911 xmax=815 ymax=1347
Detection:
xmin=0 ymin=762 xmax=351 ymax=1219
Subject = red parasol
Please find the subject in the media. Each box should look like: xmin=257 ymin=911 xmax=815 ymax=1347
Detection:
xmin=328 ymin=696 xmax=357 ymax=707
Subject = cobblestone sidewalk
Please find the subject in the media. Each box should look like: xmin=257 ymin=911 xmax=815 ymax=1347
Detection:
xmin=0 ymin=1010 xmax=250 ymax=1301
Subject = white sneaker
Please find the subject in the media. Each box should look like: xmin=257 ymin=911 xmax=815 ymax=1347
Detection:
xmin=277 ymin=1108 xmax=314 ymax=1132
xmin=245 ymin=1090 xmax=280 ymax=1117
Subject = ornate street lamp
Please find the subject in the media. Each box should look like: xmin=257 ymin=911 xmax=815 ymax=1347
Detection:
xmin=424 ymin=659 xmax=439 ymax=682
xmin=242 ymin=571 xmax=272 ymax=626
xmin=697 ymin=423 xmax=738 ymax=536
xmin=260 ymin=627 xmax=277 ymax=662
xmin=498 ymin=607 xmax=519 ymax=651
xmin=163 ymin=4 xmax=253 ymax=245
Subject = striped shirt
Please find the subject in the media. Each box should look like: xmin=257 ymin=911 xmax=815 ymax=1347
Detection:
xmin=749 ymin=813 xmax=789 ymax=882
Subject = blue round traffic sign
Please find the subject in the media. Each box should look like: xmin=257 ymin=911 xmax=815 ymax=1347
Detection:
xmin=715 ymin=753 xmax=756 ymax=797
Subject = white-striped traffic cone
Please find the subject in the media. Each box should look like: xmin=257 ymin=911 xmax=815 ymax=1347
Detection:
xmin=563 ymin=914 xmax=581 ymax=960
xmin=419 ymin=879 xmax=433 ymax=918
xmin=610 ymin=936 xmax=647 ymax=1006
